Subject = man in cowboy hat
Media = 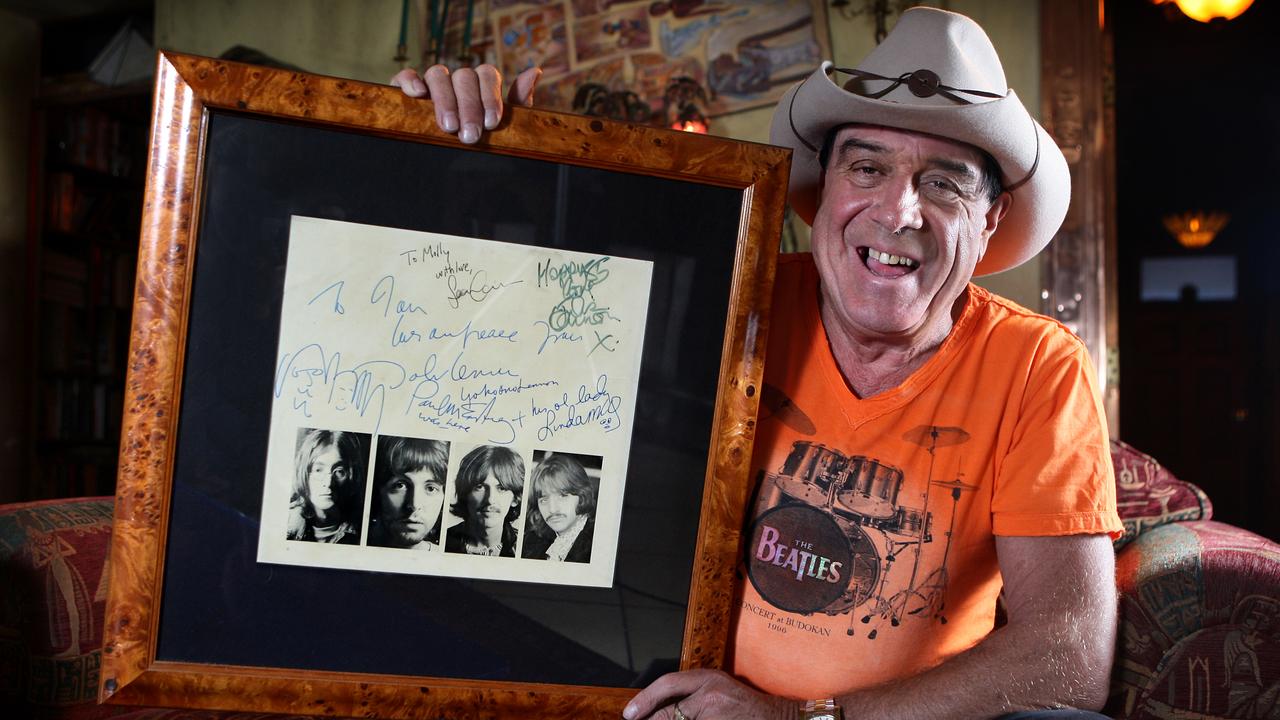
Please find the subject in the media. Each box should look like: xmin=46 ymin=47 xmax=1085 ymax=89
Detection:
xmin=396 ymin=7 xmax=1120 ymax=720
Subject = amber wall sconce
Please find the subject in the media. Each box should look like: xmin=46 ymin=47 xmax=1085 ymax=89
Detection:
xmin=1163 ymin=211 xmax=1230 ymax=248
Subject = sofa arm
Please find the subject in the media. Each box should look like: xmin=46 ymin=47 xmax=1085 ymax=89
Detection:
xmin=0 ymin=497 xmax=116 ymax=715
xmin=1105 ymin=520 xmax=1280 ymax=720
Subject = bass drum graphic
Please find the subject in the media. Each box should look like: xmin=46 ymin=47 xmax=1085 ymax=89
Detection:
xmin=819 ymin=513 xmax=882 ymax=615
xmin=746 ymin=504 xmax=880 ymax=616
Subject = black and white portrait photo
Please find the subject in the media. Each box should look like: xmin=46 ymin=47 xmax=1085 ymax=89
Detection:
xmin=521 ymin=451 xmax=601 ymax=563
xmin=444 ymin=445 xmax=526 ymax=558
xmin=286 ymin=428 xmax=370 ymax=545
xmin=367 ymin=436 xmax=451 ymax=551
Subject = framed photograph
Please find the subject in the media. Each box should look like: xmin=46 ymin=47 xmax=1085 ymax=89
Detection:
xmin=99 ymin=52 xmax=789 ymax=718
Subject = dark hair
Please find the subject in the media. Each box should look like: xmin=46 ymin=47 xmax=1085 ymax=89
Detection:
xmin=291 ymin=429 xmax=364 ymax=523
xmin=818 ymin=124 xmax=1005 ymax=203
xmin=372 ymin=437 xmax=450 ymax=542
xmin=526 ymin=454 xmax=597 ymax=539
xmin=451 ymin=445 xmax=525 ymax=525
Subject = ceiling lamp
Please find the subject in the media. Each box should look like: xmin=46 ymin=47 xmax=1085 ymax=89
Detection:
xmin=1163 ymin=211 xmax=1230 ymax=248
xmin=1154 ymin=0 xmax=1255 ymax=22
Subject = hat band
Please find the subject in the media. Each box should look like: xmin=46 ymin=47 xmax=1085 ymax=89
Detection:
xmin=832 ymin=66 xmax=1006 ymax=105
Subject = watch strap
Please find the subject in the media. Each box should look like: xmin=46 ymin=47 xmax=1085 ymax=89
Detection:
xmin=801 ymin=698 xmax=843 ymax=720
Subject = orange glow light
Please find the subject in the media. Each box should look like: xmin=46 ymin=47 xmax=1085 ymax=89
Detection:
xmin=672 ymin=119 xmax=708 ymax=134
xmin=1163 ymin=211 xmax=1230 ymax=248
xmin=1155 ymin=0 xmax=1254 ymax=22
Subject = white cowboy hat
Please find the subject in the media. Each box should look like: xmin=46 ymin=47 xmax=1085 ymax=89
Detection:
xmin=770 ymin=7 xmax=1069 ymax=276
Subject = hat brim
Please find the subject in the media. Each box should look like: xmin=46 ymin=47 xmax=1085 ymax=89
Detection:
xmin=771 ymin=62 xmax=1070 ymax=277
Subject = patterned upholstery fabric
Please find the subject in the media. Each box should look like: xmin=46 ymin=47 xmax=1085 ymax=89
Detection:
xmin=1107 ymin=521 xmax=1280 ymax=720
xmin=1110 ymin=440 xmax=1213 ymax=550
xmin=0 ymin=498 xmax=114 ymax=718
xmin=0 ymin=497 xmax=325 ymax=719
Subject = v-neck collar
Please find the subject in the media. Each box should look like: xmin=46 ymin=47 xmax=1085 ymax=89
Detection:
xmin=802 ymin=263 xmax=985 ymax=430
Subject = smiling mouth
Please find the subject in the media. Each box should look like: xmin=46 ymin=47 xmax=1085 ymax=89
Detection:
xmin=858 ymin=246 xmax=919 ymax=277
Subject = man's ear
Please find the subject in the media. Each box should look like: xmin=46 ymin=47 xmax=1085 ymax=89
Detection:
xmin=977 ymin=191 xmax=1013 ymax=262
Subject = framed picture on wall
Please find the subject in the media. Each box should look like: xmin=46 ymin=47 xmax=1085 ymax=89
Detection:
xmin=98 ymin=52 xmax=789 ymax=718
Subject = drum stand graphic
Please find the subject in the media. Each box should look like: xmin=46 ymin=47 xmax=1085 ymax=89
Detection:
xmin=858 ymin=425 xmax=972 ymax=639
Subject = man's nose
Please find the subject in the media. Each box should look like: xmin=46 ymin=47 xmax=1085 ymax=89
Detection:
xmin=872 ymin=176 xmax=924 ymax=236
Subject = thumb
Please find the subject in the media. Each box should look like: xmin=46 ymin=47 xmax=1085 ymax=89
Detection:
xmin=507 ymin=67 xmax=542 ymax=108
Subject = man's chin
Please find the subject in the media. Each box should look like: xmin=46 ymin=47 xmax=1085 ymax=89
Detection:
xmin=391 ymin=526 xmax=428 ymax=545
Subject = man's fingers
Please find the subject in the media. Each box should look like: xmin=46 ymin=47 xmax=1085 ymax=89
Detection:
xmin=422 ymin=65 xmax=458 ymax=133
xmin=624 ymin=671 xmax=710 ymax=720
xmin=475 ymin=65 xmax=504 ymax=130
xmin=508 ymin=66 xmax=542 ymax=108
xmin=450 ymin=66 xmax=484 ymax=143
xmin=393 ymin=63 xmax=538 ymax=142
xmin=389 ymin=67 xmax=427 ymax=97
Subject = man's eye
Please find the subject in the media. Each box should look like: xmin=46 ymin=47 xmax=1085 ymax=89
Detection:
xmin=926 ymin=179 xmax=960 ymax=195
xmin=425 ymin=483 xmax=442 ymax=494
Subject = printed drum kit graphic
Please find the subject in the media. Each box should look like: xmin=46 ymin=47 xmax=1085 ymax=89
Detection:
xmin=748 ymin=425 xmax=976 ymax=638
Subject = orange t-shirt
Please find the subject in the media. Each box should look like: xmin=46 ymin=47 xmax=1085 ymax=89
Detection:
xmin=729 ymin=254 xmax=1122 ymax=698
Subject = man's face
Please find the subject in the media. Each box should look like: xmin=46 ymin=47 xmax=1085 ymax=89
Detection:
xmin=467 ymin=472 xmax=517 ymax=531
xmin=307 ymin=445 xmax=350 ymax=517
xmin=538 ymin=488 xmax=581 ymax=535
xmin=810 ymin=125 xmax=1008 ymax=344
xmin=380 ymin=467 xmax=445 ymax=547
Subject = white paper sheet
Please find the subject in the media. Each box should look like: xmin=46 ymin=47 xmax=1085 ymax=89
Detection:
xmin=256 ymin=216 xmax=653 ymax=587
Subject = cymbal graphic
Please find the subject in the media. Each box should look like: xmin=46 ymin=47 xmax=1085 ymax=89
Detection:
xmin=902 ymin=425 xmax=970 ymax=449
xmin=761 ymin=383 xmax=817 ymax=435
xmin=930 ymin=478 xmax=979 ymax=492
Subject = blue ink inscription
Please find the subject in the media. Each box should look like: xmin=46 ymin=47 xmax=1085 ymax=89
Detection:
xmin=532 ymin=374 xmax=624 ymax=442
xmin=307 ymin=281 xmax=346 ymax=314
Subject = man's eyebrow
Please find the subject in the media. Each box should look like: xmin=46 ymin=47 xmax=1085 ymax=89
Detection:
xmin=927 ymin=157 xmax=980 ymax=183
xmin=834 ymin=137 xmax=889 ymax=160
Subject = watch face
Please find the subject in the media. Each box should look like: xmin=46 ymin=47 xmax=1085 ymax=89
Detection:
xmin=810 ymin=714 xmax=836 ymax=720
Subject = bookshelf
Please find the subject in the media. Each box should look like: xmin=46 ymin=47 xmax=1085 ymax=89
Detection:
xmin=26 ymin=82 xmax=148 ymax=500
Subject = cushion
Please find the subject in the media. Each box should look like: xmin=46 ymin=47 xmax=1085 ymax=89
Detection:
xmin=0 ymin=497 xmax=115 ymax=717
xmin=1107 ymin=520 xmax=1280 ymax=719
xmin=1110 ymin=439 xmax=1212 ymax=550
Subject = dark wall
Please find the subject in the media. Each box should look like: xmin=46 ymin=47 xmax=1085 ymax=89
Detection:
xmin=1112 ymin=0 xmax=1280 ymax=539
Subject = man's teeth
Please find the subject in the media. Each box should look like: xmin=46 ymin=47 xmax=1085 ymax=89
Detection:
xmin=867 ymin=248 xmax=918 ymax=268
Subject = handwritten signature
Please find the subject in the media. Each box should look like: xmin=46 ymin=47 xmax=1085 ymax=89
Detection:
xmin=534 ymin=320 xmax=582 ymax=354
xmin=531 ymin=374 xmax=624 ymax=442
xmin=446 ymin=270 xmax=523 ymax=309
xmin=275 ymin=343 xmax=407 ymax=435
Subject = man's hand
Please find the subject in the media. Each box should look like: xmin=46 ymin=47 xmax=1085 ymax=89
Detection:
xmin=622 ymin=669 xmax=799 ymax=720
xmin=390 ymin=64 xmax=541 ymax=144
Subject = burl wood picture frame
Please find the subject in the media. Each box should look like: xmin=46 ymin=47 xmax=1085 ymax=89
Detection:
xmin=99 ymin=52 xmax=789 ymax=718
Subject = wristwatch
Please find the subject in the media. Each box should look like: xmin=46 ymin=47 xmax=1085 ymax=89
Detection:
xmin=801 ymin=698 xmax=843 ymax=720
